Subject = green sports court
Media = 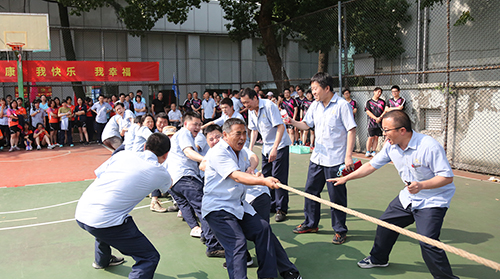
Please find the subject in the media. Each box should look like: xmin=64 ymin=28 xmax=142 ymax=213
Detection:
xmin=0 ymin=146 xmax=498 ymax=279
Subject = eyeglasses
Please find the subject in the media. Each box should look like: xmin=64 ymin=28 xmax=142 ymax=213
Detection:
xmin=382 ymin=126 xmax=403 ymax=133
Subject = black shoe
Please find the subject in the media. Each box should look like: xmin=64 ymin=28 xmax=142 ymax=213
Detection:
xmin=92 ymin=255 xmax=125 ymax=269
xmin=332 ymin=232 xmax=347 ymax=245
xmin=200 ymin=236 xmax=206 ymax=244
xmin=206 ymin=249 xmax=225 ymax=258
xmin=280 ymin=270 xmax=302 ymax=279
xmin=275 ymin=210 xmax=287 ymax=222
xmin=292 ymin=224 xmax=318 ymax=234
xmin=223 ymin=251 xmax=253 ymax=269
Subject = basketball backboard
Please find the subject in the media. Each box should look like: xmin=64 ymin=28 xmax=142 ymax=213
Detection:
xmin=0 ymin=13 xmax=50 ymax=52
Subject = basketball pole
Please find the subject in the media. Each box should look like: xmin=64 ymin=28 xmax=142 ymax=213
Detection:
xmin=15 ymin=49 xmax=24 ymax=100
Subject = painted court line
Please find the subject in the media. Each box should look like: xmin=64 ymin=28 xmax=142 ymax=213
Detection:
xmin=0 ymin=217 xmax=37 ymax=223
xmin=0 ymin=200 xmax=79 ymax=214
xmin=0 ymin=151 xmax=72 ymax=163
xmin=0 ymin=199 xmax=173 ymax=231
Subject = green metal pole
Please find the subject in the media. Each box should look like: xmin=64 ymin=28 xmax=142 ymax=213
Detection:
xmin=16 ymin=51 xmax=24 ymax=100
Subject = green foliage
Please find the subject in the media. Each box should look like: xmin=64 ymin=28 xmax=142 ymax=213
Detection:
xmin=56 ymin=0 xmax=209 ymax=35
xmin=454 ymin=10 xmax=474 ymax=26
xmin=347 ymin=0 xmax=411 ymax=59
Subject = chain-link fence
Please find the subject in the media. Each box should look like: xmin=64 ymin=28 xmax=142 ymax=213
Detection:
xmin=1 ymin=0 xmax=498 ymax=175
xmin=264 ymin=0 xmax=500 ymax=176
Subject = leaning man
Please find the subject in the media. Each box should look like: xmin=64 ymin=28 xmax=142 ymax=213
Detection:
xmin=75 ymin=133 xmax=172 ymax=279
xmin=328 ymin=110 xmax=458 ymax=279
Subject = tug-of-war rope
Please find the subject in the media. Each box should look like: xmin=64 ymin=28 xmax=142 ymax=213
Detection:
xmin=278 ymin=183 xmax=500 ymax=272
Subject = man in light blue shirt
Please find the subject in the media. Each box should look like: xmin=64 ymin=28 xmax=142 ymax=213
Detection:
xmin=75 ymin=133 xmax=172 ymax=279
xmin=241 ymin=88 xmax=292 ymax=222
xmin=285 ymin=72 xmax=356 ymax=245
xmin=329 ymin=110 xmax=458 ymax=279
xmin=201 ymin=91 xmax=216 ymax=124
xmin=91 ymin=95 xmax=112 ymax=144
xmin=166 ymin=112 xmax=224 ymax=257
xmin=231 ymin=90 xmax=244 ymax=113
xmin=202 ymin=118 xmax=301 ymax=279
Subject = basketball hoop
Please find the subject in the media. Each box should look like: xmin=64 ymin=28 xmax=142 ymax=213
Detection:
xmin=6 ymin=42 xmax=25 ymax=52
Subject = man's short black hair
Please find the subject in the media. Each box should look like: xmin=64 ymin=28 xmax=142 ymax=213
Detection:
xmin=310 ymin=72 xmax=334 ymax=92
xmin=240 ymin=88 xmax=258 ymax=100
xmin=115 ymin=102 xmax=124 ymax=108
xmin=119 ymin=93 xmax=126 ymax=97
xmin=297 ymin=86 xmax=304 ymax=92
xmin=137 ymin=90 xmax=143 ymax=94
xmin=222 ymin=118 xmax=246 ymax=134
xmin=204 ymin=124 xmax=222 ymax=137
xmin=183 ymin=111 xmax=201 ymax=123
xmin=145 ymin=132 xmax=171 ymax=157
xmin=374 ymin=87 xmax=383 ymax=92
xmin=254 ymin=84 xmax=261 ymax=90
xmin=342 ymin=88 xmax=350 ymax=95
xmin=383 ymin=110 xmax=412 ymax=132
xmin=220 ymin=97 xmax=233 ymax=107
xmin=156 ymin=112 xmax=169 ymax=121
xmin=391 ymin=85 xmax=400 ymax=91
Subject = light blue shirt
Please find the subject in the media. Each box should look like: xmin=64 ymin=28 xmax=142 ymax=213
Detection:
xmin=168 ymin=109 xmax=182 ymax=121
xmin=91 ymin=102 xmax=112 ymax=124
xmin=213 ymin=111 xmax=245 ymax=127
xmin=119 ymin=109 xmax=135 ymax=131
xmin=202 ymin=98 xmax=216 ymax=119
xmin=248 ymin=99 xmax=291 ymax=155
xmin=124 ymin=124 xmax=138 ymax=151
xmin=195 ymin=133 xmax=209 ymax=178
xmin=304 ymin=93 xmax=357 ymax=167
xmin=133 ymin=96 xmax=146 ymax=104
xmin=242 ymin=147 xmax=270 ymax=203
xmin=231 ymin=97 xmax=243 ymax=113
xmin=202 ymin=139 xmax=256 ymax=219
xmin=101 ymin=115 xmax=121 ymax=141
xmin=132 ymin=126 xmax=153 ymax=152
xmin=166 ymin=127 xmax=202 ymax=185
xmin=134 ymin=102 xmax=146 ymax=116
xmin=75 ymin=150 xmax=171 ymax=228
xmin=30 ymin=107 xmax=46 ymax=127
xmin=370 ymin=131 xmax=456 ymax=210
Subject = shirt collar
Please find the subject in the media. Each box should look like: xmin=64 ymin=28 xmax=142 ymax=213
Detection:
xmin=398 ymin=130 xmax=418 ymax=151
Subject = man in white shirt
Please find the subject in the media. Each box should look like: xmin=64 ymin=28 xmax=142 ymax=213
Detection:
xmin=201 ymin=91 xmax=216 ymax=124
xmin=75 ymin=133 xmax=172 ymax=279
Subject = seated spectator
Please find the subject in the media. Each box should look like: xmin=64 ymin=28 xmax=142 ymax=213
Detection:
xmin=23 ymin=123 xmax=34 ymax=151
xmin=167 ymin=103 xmax=182 ymax=129
xmin=34 ymin=123 xmax=55 ymax=150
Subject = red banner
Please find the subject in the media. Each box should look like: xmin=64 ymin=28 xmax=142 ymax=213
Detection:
xmin=0 ymin=61 xmax=159 ymax=82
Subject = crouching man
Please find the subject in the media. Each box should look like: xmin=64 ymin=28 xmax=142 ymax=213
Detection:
xmin=75 ymin=133 xmax=172 ymax=279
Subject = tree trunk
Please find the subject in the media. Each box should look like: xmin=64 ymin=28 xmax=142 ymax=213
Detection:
xmin=257 ymin=0 xmax=289 ymax=93
xmin=58 ymin=3 xmax=85 ymax=100
xmin=317 ymin=50 xmax=329 ymax=73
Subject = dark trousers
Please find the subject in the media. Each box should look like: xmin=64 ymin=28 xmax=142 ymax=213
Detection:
xmin=205 ymin=210 xmax=298 ymax=279
xmin=168 ymin=187 xmax=198 ymax=229
xmin=250 ymin=194 xmax=271 ymax=223
xmin=303 ymin=161 xmax=347 ymax=233
xmin=261 ymin=146 xmax=289 ymax=213
xmin=86 ymin=117 xmax=95 ymax=141
xmin=170 ymin=176 xmax=223 ymax=252
xmin=76 ymin=217 xmax=160 ymax=279
xmin=370 ymin=196 xmax=458 ymax=279
xmin=0 ymin=124 xmax=10 ymax=146
xmin=95 ymin=122 xmax=106 ymax=143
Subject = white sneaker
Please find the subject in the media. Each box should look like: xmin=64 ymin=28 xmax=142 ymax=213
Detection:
xmin=177 ymin=210 xmax=183 ymax=218
xmin=371 ymin=151 xmax=376 ymax=157
xmin=365 ymin=151 xmax=371 ymax=157
xmin=190 ymin=226 xmax=202 ymax=238
xmin=48 ymin=144 xmax=55 ymax=149
xmin=37 ymin=145 xmax=42 ymax=150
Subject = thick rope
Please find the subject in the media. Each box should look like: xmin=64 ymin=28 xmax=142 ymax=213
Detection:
xmin=278 ymin=183 xmax=500 ymax=272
